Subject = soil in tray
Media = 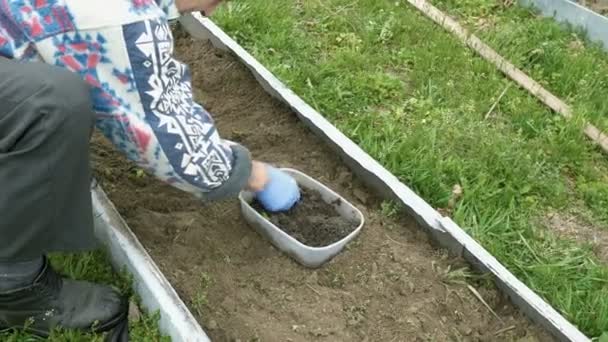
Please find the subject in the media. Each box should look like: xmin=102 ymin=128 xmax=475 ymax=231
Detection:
xmin=251 ymin=188 xmax=359 ymax=247
xmin=92 ymin=26 xmax=553 ymax=341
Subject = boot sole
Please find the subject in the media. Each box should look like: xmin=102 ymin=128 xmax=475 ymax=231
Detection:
xmin=104 ymin=317 xmax=129 ymax=342
xmin=0 ymin=308 xmax=128 ymax=338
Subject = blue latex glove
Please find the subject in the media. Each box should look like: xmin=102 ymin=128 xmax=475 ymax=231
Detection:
xmin=255 ymin=166 xmax=301 ymax=212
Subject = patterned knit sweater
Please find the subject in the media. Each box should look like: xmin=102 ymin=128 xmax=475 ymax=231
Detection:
xmin=0 ymin=0 xmax=252 ymax=200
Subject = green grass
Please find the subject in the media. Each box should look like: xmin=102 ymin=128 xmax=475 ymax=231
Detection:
xmin=210 ymin=0 xmax=608 ymax=337
xmin=0 ymin=251 xmax=169 ymax=341
xmin=432 ymin=0 xmax=608 ymax=133
xmin=430 ymin=0 xmax=608 ymax=224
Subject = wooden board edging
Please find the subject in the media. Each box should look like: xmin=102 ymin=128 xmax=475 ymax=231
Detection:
xmin=92 ymin=184 xmax=210 ymax=342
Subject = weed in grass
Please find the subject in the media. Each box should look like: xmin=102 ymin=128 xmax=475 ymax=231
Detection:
xmin=128 ymin=311 xmax=171 ymax=342
xmin=213 ymin=0 xmax=608 ymax=336
xmin=578 ymin=180 xmax=608 ymax=224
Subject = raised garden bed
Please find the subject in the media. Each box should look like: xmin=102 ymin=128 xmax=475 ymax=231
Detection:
xmin=91 ymin=26 xmax=553 ymax=341
xmin=208 ymin=0 xmax=608 ymax=338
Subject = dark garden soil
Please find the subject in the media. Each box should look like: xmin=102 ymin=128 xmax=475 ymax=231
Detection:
xmin=251 ymin=188 xmax=359 ymax=247
xmin=91 ymin=26 xmax=553 ymax=341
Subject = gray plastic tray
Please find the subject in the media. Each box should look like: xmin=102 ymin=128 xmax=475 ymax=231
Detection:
xmin=239 ymin=168 xmax=365 ymax=268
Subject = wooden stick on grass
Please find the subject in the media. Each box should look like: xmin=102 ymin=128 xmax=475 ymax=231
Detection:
xmin=405 ymin=0 xmax=608 ymax=154
xmin=485 ymin=83 xmax=512 ymax=120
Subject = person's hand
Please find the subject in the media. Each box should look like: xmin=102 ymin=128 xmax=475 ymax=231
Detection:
xmin=253 ymin=164 xmax=300 ymax=212
xmin=247 ymin=161 xmax=269 ymax=193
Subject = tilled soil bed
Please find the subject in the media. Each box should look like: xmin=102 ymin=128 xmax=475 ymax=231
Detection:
xmin=92 ymin=27 xmax=553 ymax=341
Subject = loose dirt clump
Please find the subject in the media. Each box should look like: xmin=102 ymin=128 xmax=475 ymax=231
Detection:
xmin=251 ymin=188 xmax=359 ymax=247
xmin=92 ymin=26 xmax=553 ymax=341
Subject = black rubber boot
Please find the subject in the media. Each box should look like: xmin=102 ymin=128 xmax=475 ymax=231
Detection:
xmin=0 ymin=256 xmax=127 ymax=337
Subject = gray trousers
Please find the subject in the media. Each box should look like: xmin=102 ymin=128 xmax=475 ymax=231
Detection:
xmin=0 ymin=57 xmax=98 ymax=262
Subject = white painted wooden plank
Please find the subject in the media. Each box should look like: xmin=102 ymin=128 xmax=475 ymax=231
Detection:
xmin=92 ymin=186 xmax=210 ymax=342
